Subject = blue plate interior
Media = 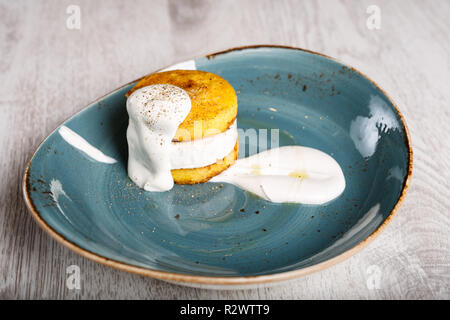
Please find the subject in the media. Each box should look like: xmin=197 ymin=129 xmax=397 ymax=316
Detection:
xmin=26 ymin=47 xmax=410 ymax=277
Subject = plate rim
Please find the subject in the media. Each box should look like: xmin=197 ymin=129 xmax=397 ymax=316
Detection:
xmin=22 ymin=44 xmax=413 ymax=285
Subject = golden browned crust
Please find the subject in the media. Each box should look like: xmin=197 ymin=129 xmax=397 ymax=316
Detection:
xmin=171 ymin=140 xmax=238 ymax=184
xmin=126 ymin=70 xmax=238 ymax=142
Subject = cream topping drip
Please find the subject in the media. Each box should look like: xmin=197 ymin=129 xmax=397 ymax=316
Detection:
xmin=126 ymin=84 xmax=192 ymax=191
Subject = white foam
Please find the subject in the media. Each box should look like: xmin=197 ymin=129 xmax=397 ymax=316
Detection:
xmin=211 ymin=146 xmax=346 ymax=204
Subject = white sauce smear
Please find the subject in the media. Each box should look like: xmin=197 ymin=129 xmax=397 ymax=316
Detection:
xmin=210 ymin=146 xmax=345 ymax=204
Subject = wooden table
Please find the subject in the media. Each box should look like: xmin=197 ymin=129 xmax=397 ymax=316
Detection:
xmin=1 ymin=0 xmax=448 ymax=299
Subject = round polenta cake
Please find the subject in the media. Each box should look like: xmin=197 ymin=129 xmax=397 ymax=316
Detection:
xmin=126 ymin=70 xmax=239 ymax=184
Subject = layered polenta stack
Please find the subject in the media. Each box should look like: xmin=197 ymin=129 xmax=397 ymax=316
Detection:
xmin=126 ymin=70 xmax=238 ymax=188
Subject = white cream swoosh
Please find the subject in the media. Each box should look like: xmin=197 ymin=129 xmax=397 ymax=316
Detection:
xmin=58 ymin=126 xmax=117 ymax=164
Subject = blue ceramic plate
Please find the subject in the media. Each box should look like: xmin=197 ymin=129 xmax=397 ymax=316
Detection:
xmin=23 ymin=46 xmax=412 ymax=288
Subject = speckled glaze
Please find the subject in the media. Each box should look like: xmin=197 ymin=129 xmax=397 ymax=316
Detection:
xmin=23 ymin=46 xmax=412 ymax=289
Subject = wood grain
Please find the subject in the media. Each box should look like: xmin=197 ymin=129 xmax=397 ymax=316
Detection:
xmin=0 ymin=0 xmax=449 ymax=299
